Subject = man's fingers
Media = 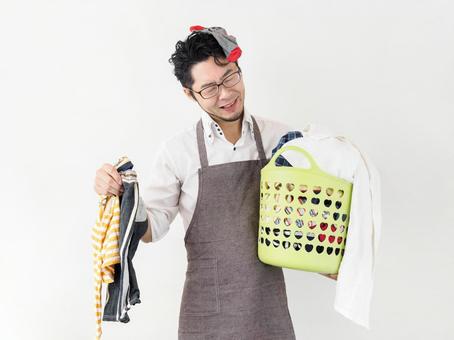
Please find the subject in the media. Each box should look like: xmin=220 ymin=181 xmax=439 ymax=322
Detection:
xmin=318 ymin=273 xmax=338 ymax=281
xmin=95 ymin=165 xmax=123 ymax=195
xmin=103 ymin=163 xmax=123 ymax=186
xmin=328 ymin=274 xmax=338 ymax=280
xmin=101 ymin=176 xmax=123 ymax=196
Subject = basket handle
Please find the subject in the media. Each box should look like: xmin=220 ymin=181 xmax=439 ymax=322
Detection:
xmin=267 ymin=145 xmax=322 ymax=174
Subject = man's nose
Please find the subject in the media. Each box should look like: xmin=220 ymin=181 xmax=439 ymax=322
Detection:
xmin=218 ymin=84 xmax=232 ymax=100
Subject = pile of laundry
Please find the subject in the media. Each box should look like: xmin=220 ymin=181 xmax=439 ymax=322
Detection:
xmin=271 ymin=123 xmax=382 ymax=329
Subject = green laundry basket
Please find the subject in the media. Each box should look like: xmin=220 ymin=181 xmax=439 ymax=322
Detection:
xmin=258 ymin=145 xmax=353 ymax=274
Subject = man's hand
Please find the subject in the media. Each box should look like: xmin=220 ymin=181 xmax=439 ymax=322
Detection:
xmin=94 ymin=163 xmax=124 ymax=196
xmin=319 ymin=273 xmax=338 ymax=281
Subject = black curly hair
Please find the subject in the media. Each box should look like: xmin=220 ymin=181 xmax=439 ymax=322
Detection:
xmin=168 ymin=31 xmax=241 ymax=97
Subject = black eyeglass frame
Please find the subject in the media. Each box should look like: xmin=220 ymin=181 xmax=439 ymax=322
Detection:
xmin=185 ymin=68 xmax=242 ymax=99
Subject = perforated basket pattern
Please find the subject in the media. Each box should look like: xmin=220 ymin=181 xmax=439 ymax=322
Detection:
xmin=258 ymin=145 xmax=353 ymax=274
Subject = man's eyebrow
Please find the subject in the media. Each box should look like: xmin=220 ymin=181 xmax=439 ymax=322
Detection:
xmin=200 ymin=68 xmax=235 ymax=89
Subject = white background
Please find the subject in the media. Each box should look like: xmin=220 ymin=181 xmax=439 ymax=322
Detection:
xmin=1 ymin=1 xmax=453 ymax=339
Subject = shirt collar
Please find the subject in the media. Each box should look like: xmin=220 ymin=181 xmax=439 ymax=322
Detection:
xmin=201 ymin=107 xmax=254 ymax=144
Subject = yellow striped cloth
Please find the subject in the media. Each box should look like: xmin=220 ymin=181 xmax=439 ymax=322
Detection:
xmin=92 ymin=194 xmax=121 ymax=340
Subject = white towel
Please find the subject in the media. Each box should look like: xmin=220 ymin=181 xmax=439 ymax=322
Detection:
xmin=278 ymin=122 xmax=382 ymax=329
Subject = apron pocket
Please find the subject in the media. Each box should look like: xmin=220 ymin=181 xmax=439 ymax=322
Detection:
xmin=182 ymin=258 xmax=220 ymax=316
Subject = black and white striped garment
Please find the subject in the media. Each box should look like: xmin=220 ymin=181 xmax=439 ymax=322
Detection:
xmin=102 ymin=156 xmax=148 ymax=324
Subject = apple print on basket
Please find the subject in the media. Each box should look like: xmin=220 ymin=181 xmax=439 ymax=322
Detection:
xmin=258 ymin=145 xmax=353 ymax=274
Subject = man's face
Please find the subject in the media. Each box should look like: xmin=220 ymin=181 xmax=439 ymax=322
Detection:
xmin=184 ymin=56 xmax=245 ymax=123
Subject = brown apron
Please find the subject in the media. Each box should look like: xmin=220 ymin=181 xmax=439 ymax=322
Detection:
xmin=178 ymin=115 xmax=296 ymax=340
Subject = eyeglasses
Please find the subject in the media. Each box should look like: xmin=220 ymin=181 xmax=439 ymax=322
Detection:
xmin=187 ymin=69 xmax=242 ymax=99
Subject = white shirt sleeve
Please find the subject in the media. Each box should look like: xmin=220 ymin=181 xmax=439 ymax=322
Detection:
xmin=141 ymin=141 xmax=181 ymax=243
xmin=334 ymin=142 xmax=382 ymax=329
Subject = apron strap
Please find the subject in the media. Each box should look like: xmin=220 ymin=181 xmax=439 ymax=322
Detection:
xmin=196 ymin=119 xmax=209 ymax=168
xmin=251 ymin=115 xmax=267 ymax=162
xmin=196 ymin=114 xmax=267 ymax=168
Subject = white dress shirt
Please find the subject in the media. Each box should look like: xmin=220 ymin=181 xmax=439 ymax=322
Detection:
xmin=280 ymin=123 xmax=382 ymax=330
xmin=141 ymin=108 xmax=293 ymax=243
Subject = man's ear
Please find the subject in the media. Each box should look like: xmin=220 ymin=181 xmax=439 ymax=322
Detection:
xmin=183 ymin=88 xmax=196 ymax=101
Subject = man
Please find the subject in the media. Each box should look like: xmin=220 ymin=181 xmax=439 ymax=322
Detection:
xmin=94 ymin=26 xmax=336 ymax=339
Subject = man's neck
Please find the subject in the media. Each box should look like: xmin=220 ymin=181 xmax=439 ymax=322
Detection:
xmin=219 ymin=119 xmax=242 ymax=145
xmin=209 ymin=111 xmax=244 ymax=145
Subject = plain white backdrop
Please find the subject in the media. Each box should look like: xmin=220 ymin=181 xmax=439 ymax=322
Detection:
xmin=1 ymin=1 xmax=453 ymax=339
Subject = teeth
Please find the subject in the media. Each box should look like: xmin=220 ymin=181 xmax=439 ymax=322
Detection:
xmin=222 ymin=98 xmax=236 ymax=109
